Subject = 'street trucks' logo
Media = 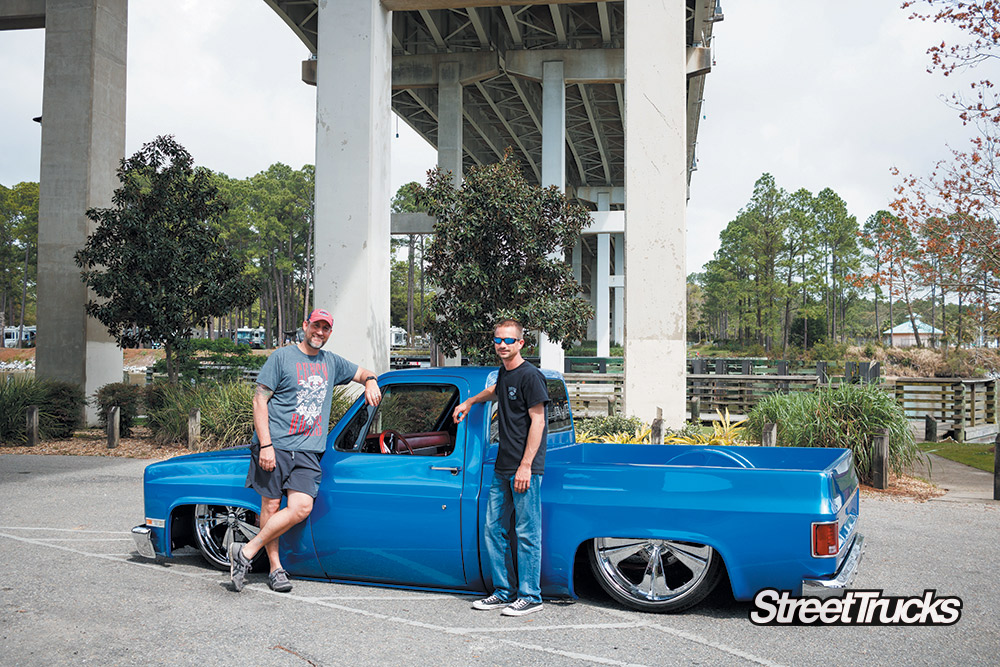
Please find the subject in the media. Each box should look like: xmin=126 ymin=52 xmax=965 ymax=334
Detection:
xmin=749 ymin=589 xmax=962 ymax=626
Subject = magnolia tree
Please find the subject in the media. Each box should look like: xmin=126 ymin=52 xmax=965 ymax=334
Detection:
xmin=76 ymin=136 xmax=257 ymax=383
xmin=418 ymin=152 xmax=594 ymax=364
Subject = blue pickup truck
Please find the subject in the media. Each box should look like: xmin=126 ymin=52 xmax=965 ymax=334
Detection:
xmin=132 ymin=367 xmax=864 ymax=613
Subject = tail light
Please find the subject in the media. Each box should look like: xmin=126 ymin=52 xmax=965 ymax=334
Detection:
xmin=812 ymin=521 xmax=839 ymax=557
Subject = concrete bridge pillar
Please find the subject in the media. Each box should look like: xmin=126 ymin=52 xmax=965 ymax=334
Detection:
xmin=313 ymin=0 xmax=392 ymax=373
xmin=438 ymin=61 xmax=463 ymax=367
xmin=538 ymin=59 xmax=566 ymax=372
xmin=35 ymin=0 xmax=127 ymax=423
xmin=624 ymin=0 xmax=687 ymax=424
xmin=596 ymin=192 xmax=611 ymax=358
xmin=613 ymin=233 xmax=624 ymax=345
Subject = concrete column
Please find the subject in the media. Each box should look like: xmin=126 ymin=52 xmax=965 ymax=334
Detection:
xmin=596 ymin=192 xmax=611 ymax=357
xmin=624 ymin=0 xmax=687 ymax=424
xmin=438 ymin=62 xmax=463 ymax=188
xmin=613 ymin=232 xmax=624 ymax=344
xmin=314 ymin=0 xmax=391 ymax=373
xmin=539 ymin=60 xmax=566 ymax=371
xmin=572 ymin=239 xmax=583 ymax=284
xmin=438 ymin=61 xmax=463 ymax=367
xmin=36 ymin=0 xmax=127 ymax=424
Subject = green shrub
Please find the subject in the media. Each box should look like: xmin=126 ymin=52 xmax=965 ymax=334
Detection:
xmin=745 ymin=384 xmax=920 ymax=483
xmin=575 ymin=414 xmax=646 ymax=438
xmin=42 ymin=380 xmax=86 ymax=438
xmin=94 ymin=382 xmax=145 ymax=436
xmin=0 ymin=376 xmax=84 ymax=444
xmin=574 ymin=414 xmax=699 ymax=443
xmin=0 ymin=376 xmax=50 ymax=444
xmin=809 ymin=341 xmax=848 ymax=362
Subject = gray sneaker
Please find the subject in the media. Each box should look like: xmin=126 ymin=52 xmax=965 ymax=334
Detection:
xmin=268 ymin=568 xmax=293 ymax=593
xmin=229 ymin=542 xmax=252 ymax=592
xmin=501 ymin=598 xmax=543 ymax=616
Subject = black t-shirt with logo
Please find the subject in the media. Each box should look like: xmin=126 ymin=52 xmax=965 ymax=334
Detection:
xmin=495 ymin=361 xmax=550 ymax=475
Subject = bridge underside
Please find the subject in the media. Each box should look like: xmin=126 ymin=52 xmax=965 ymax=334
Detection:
xmin=271 ymin=0 xmax=718 ymax=206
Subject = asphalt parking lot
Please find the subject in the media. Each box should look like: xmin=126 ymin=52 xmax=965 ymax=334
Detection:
xmin=1 ymin=454 xmax=998 ymax=666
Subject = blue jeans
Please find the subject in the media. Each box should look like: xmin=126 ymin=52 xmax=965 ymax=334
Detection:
xmin=484 ymin=471 xmax=542 ymax=604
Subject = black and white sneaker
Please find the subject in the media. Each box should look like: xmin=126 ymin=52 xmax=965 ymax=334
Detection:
xmin=472 ymin=594 xmax=509 ymax=610
xmin=229 ymin=542 xmax=252 ymax=592
xmin=501 ymin=598 xmax=543 ymax=616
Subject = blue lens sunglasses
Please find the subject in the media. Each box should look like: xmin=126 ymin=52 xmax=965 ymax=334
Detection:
xmin=493 ymin=336 xmax=520 ymax=344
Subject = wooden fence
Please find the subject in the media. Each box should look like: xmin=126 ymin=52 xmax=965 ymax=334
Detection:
xmin=687 ymin=374 xmax=821 ymax=420
xmin=892 ymin=378 xmax=998 ymax=442
xmin=563 ymin=372 xmax=623 ymax=418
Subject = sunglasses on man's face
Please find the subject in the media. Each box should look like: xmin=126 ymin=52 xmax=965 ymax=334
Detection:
xmin=493 ymin=336 xmax=520 ymax=345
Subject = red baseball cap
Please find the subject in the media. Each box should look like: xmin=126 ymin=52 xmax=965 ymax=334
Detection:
xmin=308 ymin=308 xmax=333 ymax=326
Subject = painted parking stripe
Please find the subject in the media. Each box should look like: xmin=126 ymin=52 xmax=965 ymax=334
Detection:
xmin=0 ymin=530 xmax=783 ymax=667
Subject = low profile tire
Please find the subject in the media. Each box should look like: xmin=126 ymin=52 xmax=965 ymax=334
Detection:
xmin=192 ymin=504 xmax=262 ymax=571
xmin=589 ymin=537 xmax=722 ymax=613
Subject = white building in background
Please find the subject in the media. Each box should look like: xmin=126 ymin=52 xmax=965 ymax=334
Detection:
xmin=883 ymin=319 xmax=944 ymax=348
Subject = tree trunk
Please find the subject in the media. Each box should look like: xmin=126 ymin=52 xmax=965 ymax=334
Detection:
xmin=272 ymin=266 xmax=284 ymax=349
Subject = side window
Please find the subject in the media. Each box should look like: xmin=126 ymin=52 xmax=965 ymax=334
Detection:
xmin=545 ymin=378 xmax=572 ymax=433
xmin=335 ymin=383 xmax=460 ymax=455
xmin=334 ymin=401 xmax=372 ymax=452
xmin=489 ymin=402 xmax=499 ymax=445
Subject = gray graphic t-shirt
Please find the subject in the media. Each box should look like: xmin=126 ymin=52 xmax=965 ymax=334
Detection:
xmin=251 ymin=346 xmax=358 ymax=453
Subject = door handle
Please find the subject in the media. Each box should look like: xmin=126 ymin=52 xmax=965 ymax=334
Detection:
xmin=430 ymin=466 xmax=462 ymax=476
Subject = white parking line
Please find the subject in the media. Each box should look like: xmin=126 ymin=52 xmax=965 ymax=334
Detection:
xmin=307 ymin=594 xmax=459 ymax=601
xmin=600 ymin=608 xmax=787 ymax=667
xmin=0 ymin=526 xmax=128 ymax=534
xmin=1 ymin=529 xmax=782 ymax=667
xmin=31 ymin=537 xmax=133 ymax=542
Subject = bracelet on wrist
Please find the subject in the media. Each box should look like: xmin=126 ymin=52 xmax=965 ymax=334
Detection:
xmin=364 ymin=376 xmax=377 ymax=384
xmin=259 ymin=444 xmax=273 ymax=449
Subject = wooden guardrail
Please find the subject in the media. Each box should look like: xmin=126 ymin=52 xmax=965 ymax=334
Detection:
xmin=687 ymin=374 xmax=821 ymax=420
xmin=892 ymin=377 xmax=998 ymax=442
xmin=563 ymin=372 xmax=623 ymax=418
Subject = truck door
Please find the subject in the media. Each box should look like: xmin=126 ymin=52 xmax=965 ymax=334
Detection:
xmin=311 ymin=381 xmax=470 ymax=589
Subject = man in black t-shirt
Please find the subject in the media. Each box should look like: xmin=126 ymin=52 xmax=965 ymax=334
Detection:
xmin=453 ymin=319 xmax=549 ymax=617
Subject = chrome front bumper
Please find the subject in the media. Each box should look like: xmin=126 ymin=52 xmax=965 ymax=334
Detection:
xmin=131 ymin=525 xmax=156 ymax=559
xmin=802 ymin=533 xmax=865 ymax=598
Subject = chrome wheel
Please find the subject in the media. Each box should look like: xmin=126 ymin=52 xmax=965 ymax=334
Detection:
xmin=193 ymin=504 xmax=261 ymax=570
xmin=589 ymin=537 xmax=722 ymax=612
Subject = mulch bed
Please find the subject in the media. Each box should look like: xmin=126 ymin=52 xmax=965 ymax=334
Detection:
xmin=0 ymin=427 xmax=190 ymax=460
xmin=860 ymin=473 xmax=946 ymax=503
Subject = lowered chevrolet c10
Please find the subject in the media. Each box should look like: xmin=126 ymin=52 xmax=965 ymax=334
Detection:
xmin=132 ymin=367 xmax=863 ymax=613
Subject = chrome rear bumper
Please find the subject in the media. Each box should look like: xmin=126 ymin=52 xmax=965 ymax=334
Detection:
xmin=802 ymin=533 xmax=865 ymax=598
xmin=131 ymin=525 xmax=155 ymax=559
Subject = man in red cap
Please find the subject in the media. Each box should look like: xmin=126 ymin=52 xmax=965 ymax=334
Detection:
xmin=229 ymin=308 xmax=382 ymax=593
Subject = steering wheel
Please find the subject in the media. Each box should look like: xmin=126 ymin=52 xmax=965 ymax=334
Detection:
xmin=378 ymin=429 xmax=414 ymax=455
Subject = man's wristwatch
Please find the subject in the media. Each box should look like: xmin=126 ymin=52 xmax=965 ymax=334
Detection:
xmin=364 ymin=376 xmax=377 ymax=384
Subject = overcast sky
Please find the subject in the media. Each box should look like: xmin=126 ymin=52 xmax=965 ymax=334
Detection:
xmin=0 ymin=0 xmax=976 ymax=274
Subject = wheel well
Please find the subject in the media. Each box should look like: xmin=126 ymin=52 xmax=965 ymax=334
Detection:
xmin=169 ymin=504 xmax=195 ymax=551
xmin=570 ymin=538 xmax=735 ymax=603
